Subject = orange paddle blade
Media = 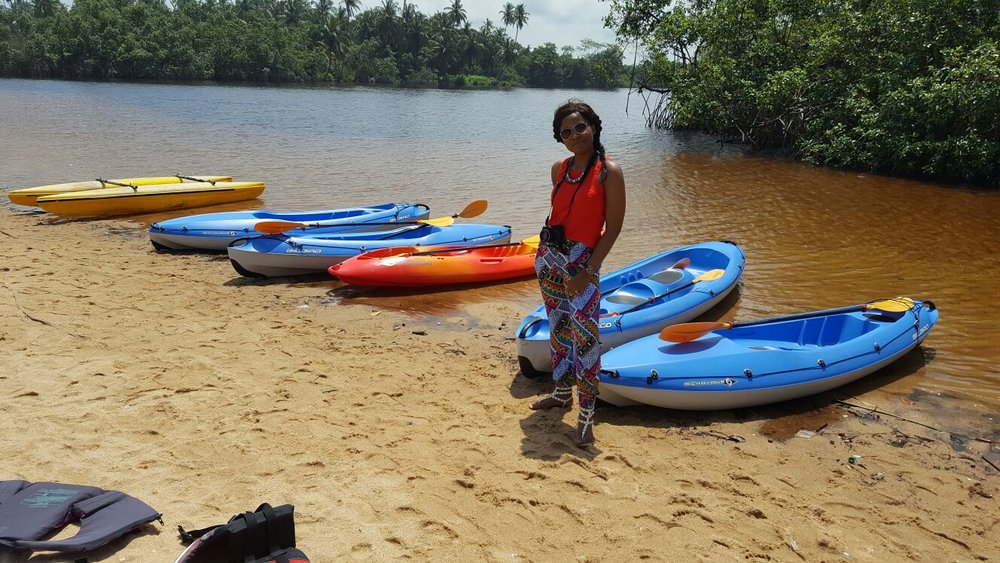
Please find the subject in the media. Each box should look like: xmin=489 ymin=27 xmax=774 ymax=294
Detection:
xmin=254 ymin=220 xmax=308 ymax=234
xmin=659 ymin=321 xmax=733 ymax=342
xmin=459 ymin=199 xmax=488 ymax=219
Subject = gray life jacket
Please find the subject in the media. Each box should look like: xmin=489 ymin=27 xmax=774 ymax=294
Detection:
xmin=0 ymin=480 xmax=161 ymax=554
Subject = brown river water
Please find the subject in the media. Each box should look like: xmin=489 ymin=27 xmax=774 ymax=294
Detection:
xmin=2 ymin=79 xmax=997 ymax=429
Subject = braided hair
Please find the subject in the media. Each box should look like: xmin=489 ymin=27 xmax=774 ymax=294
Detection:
xmin=552 ymin=100 xmax=607 ymax=173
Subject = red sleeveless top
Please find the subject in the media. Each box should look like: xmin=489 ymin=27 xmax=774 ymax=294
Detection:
xmin=549 ymin=157 xmax=606 ymax=248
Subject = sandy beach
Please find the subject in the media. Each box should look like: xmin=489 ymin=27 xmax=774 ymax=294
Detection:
xmin=1 ymin=207 xmax=997 ymax=562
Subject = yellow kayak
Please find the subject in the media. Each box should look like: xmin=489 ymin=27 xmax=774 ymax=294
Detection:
xmin=7 ymin=175 xmax=233 ymax=206
xmin=35 ymin=181 xmax=265 ymax=217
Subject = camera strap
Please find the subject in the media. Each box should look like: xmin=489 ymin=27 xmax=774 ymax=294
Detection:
xmin=546 ymin=154 xmax=597 ymax=226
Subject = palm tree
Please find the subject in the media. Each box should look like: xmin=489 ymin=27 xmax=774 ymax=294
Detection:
xmin=499 ymin=2 xmax=515 ymax=33
xmin=426 ymin=32 xmax=455 ymax=74
xmin=32 ymin=0 xmax=61 ymax=17
xmin=378 ymin=0 xmax=401 ymax=50
xmin=400 ymin=1 xmax=426 ymax=54
xmin=341 ymin=0 xmax=361 ymax=20
xmin=317 ymin=15 xmax=347 ymax=74
xmin=501 ymin=37 xmax=517 ymax=66
xmin=446 ymin=0 xmax=466 ymax=29
xmin=314 ymin=0 xmax=335 ymax=20
xmin=513 ymin=3 xmax=528 ymax=43
xmin=281 ymin=0 xmax=309 ymax=25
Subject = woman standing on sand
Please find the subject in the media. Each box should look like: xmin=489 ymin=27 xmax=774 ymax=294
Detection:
xmin=530 ymin=100 xmax=626 ymax=448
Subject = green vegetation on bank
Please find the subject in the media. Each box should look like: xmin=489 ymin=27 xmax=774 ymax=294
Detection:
xmin=609 ymin=0 xmax=1000 ymax=186
xmin=0 ymin=0 xmax=626 ymax=88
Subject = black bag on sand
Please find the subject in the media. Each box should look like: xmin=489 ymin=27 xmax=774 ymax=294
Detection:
xmin=175 ymin=503 xmax=309 ymax=563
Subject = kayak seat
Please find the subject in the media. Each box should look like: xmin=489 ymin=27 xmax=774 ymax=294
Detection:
xmin=605 ymin=282 xmax=655 ymax=305
xmin=798 ymin=315 xmax=880 ymax=347
xmin=605 ymin=274 xmax=685 ymax=306
xmin=607 ymin=266 xmax=686 ymax=304
xmin=648 ymin=269 xmax=684 ymax=285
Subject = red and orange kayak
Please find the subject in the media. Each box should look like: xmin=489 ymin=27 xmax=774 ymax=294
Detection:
xmin=329 ymin=237 xmax=539 ymax=287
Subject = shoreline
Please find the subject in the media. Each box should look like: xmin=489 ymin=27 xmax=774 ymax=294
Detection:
xmin=1 ymin=208 xmax=997 ymax=561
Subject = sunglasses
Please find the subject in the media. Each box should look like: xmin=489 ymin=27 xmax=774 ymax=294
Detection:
xmin=560 ymin=122 xmax=589 ymax=140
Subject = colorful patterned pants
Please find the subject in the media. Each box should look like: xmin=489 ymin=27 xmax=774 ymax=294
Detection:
xmin=534 ymin=241 xmax=601 ymax=406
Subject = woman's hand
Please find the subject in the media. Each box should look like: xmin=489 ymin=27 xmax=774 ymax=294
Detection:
xmin=567 ymin=267 xmax=597 ymax=295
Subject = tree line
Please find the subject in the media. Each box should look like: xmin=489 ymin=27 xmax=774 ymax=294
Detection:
xmin=609 ymin=0 xmax=999 ymax=186
xmin=0 ymin=0 xmax=626 ymax=88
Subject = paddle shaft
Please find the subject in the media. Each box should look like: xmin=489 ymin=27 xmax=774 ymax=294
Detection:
xmin=255 ymin=216 xmax=436 ymax=234
xmin=373 ymin=200 xmax=488 ymax=238
xmin=724 ymin=303 xmax=880 ymax=330
xmin=257 ymin=200 xmax=479 ymax=234
xmin=660 ymin=299 xmax=920 ymax=342
xmin=302 ymin=218 xmax=434 ymax=228
xmin=408 ymin=238 xmax=535 ymax=256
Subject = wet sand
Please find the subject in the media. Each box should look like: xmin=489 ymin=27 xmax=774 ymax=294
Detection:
xmin=0 ymin=208 xmax=997 ymax=561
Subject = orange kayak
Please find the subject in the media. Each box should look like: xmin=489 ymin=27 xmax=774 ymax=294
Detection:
xmin=329 ymin=239 xmax=538 ymax=287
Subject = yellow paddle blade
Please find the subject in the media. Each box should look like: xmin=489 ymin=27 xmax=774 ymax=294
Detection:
xmin=255 ymin=220 xmax=307 ymax=234
xmin=694 ymin=269 xmax=725 ymax=282
xmin=459 ymin=199 xmax=488 ymax=219
xmin=865 ymin=297 xmax=914 ymax=313
xmin=522 ymin=235 xmax=542 ymax=247
xmin=421 ymin=216 xmax=455 ymax=227
xmin=659 ymin=321 xmax=734 ymax=342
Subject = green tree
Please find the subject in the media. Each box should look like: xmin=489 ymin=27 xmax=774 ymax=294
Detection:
xmin=446 ymin=0 xmax=465 ymax=28
xmin=314 ymin=13 xmax=346 ymax=76
xmin=340 ymin=0 xmax=360 ymax=19
xmin=313 ymin=0 xmax=334 ymax=21
xmin=499 ymin=1 xmax=514 ymax=33
xmin=0 ymin=0 xmax=632 ymax=93
xmin=280 ymin=0 xmax=308 ymax=25
xmin=32 ymin=0 xmax=61 ymax=17
xmin=610 ymin=0 xmax=1000 ymax=186
xmin=512 ymin=2 xmax=527 ymax=43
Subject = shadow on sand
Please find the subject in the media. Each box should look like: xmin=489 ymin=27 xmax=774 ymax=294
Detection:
xmin=512 ymin=343 xmax=938 ymax=461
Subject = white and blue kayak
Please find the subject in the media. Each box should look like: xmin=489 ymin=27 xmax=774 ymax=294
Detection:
xmin=516 ymin=240 xmax=746 ymax=377
xmin=227 ymin=223 xmax=513 ymax=278
xmin=148 ymin=203 xmax=430 ymax=251
xmin=598 ymin=298 xmax=938 ymax=410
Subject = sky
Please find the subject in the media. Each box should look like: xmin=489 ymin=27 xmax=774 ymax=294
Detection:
xmin=403 ymin=0 xmax=620 ymax=52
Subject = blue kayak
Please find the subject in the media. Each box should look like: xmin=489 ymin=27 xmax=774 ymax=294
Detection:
xmin=227 ymin=223 xmax=513 ymax=277
xmin=598 ymin=299 xmax=938 ymax=410
xmin=148 ymin=203 xmax=429 ymax=251
xmin=516 ymin=240 xmax=746 ymax=377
